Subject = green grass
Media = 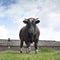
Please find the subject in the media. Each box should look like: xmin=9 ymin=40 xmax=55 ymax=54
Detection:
xmin=39 ymin=47 xmax=55 ymax=52
xmin=0 ymin=48 xmax=60 ymax=60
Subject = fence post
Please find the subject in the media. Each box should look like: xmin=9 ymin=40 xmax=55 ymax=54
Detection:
xmin=8 ymin=38 xmax=10 ymax=49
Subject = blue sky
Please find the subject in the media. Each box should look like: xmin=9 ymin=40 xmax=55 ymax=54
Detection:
xmin=0 ymin=0 xmax=60 ymax=41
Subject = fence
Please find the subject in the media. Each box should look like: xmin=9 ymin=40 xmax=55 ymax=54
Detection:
xmin=0 ymin=39 xmax=60 ymax=51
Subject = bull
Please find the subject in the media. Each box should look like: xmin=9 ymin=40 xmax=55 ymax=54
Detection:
xmin=19 ymin=18 xmax=40 ymax=53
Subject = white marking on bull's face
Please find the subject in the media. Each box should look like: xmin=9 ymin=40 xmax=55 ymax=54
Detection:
xmin=29 ymin=18 xmax=34 ymax=22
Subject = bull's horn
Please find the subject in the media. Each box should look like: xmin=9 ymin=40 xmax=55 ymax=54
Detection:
xmin=36 ymin=18 xmax=39 ymax=20
xmin=24 ymin=18 xmax=28 ymax=21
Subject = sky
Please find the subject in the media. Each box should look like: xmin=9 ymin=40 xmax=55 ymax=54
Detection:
xmin=0 ymin=0 xmax=60 ymax=41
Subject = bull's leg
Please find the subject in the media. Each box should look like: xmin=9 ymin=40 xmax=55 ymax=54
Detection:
xmin=20 ymin=40 xmax=23 ymax=53
xmin=34 ymin=42 xmax=38 ymax=54
xmin=26 ymin=42 xmax=31 ymax=53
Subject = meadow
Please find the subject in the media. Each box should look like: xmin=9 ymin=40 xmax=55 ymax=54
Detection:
xmin=0 ymin=48 xmax=60 ymax=60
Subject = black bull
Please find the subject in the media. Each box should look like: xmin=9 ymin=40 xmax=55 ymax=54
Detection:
xmin=19 ymin=18 xmax=40 ymax=53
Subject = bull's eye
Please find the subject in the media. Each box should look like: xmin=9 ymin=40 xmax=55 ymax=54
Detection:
xmin=28 ymin=19 xmax=30 ymax=21
xmin=32 ymin=21 xmax=35 ymax=24
xmin=28 ymin=23 xmax=31 ymax=28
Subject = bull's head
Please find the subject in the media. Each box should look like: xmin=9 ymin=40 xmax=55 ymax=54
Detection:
xmin=23 ymin=18 xmax=40 ymax=34
xmin=23 ymin=18 xmax=40 ymax=24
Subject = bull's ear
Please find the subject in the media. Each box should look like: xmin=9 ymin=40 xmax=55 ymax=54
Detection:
xmin=35 ymin=20 xmax=40 ymax=24
xmin=23 ymin=19 xmax=28 ymax=24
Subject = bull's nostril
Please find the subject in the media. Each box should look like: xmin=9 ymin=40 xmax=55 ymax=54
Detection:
xmin=28 ymin=28 xmax=34 ymax=33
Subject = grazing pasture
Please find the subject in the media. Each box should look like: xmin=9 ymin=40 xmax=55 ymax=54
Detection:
xmin=0 ymin=48 xmax=60 ymax=60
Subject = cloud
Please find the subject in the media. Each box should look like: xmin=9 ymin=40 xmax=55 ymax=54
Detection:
xmin=0 ymin=25 xmax=8 ymax=39
xmin=40 ymin=27 xmax=60 ymax=41
xmin=40 ymin=12 xmax=60 ymax=31
xmin=48 ymin=12 xmax=60 ymax=31
xmin=0 ymin=25 xmax=19 ymax=39
xmin=0 ymin=0 xmax=17 ymax=7
xmin=0 ymin=0 xmax=60 ymax=41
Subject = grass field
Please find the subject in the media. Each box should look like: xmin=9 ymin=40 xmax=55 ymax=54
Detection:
xmin=0 ymin=48 xmax=60 ymax=60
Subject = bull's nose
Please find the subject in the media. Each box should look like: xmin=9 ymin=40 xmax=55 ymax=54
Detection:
xmin=29 ymin=28 xmax=34 ymax=33
xmin=29 ymin=29 xmax=33 ymax=32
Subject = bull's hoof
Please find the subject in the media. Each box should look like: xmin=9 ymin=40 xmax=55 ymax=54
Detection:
xmin=35 ymin=49 xmax=38 ymax=54
xmin=20 ymin=51 xmax=22 ymax=53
